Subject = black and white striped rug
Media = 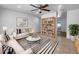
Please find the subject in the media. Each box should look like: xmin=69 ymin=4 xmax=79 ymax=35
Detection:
xmin=17 ymin=36 xmax=58 ymax=54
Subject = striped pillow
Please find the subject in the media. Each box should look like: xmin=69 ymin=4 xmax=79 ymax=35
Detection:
xmin=4 ymin=34 xmax=10 ymax=42
xmin=2 ymin=45 xmax=15 ymax=54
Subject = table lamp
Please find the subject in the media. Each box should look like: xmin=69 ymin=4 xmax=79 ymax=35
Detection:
xmin=3 ymin=26 xmax=7 ymax=35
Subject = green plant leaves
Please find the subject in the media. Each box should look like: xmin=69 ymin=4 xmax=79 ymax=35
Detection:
xmin=69 ymin=24 xmax=79 ymax=36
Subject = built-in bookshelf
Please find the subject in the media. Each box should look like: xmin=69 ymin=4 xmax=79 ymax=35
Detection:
xmin=41 ymin=17 xmax=56 ymax=38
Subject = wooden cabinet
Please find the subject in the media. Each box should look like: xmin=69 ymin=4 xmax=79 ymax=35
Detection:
xmin=41 ymin=17 xmax=56 ymax=38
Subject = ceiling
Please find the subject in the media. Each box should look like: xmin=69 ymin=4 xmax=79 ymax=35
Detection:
xmin=0 ymin=4 xmax=79 ymax=17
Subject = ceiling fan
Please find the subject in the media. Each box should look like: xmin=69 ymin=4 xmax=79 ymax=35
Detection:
xmin=30 ymin=4 xmax=50 ymax=13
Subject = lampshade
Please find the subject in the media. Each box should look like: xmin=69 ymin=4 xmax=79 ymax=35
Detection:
xmin=3 ymin=26 xmax=7 ymax=31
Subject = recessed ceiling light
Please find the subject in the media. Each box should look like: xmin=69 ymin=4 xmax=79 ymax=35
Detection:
xmin=36 ymin=11 xmax=39 ymax=14
xmin=17 ymin=5 xmax=21 ymax=8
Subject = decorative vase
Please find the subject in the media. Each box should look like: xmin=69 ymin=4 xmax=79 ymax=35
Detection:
xmin=71 ymin=36 xmax=76 ymax=41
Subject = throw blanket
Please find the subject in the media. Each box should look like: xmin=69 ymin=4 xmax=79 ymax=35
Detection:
xmin=2 ymin=45 xmax=15 ymax=54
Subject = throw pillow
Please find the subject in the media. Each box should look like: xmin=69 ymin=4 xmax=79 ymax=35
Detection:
xmin=5 ymin=34 xmax=10 ymax=42
xmin=2 ymin=45 xmax=15 ymax=54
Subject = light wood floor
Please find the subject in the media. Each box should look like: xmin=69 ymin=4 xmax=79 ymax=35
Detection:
xmin=34 ymin=33 xmax=76 ymax=54
xmin=54 ymin=36 xmax=76 ymax=54
xmin=36 ymin=33 xmax=76 ymax=54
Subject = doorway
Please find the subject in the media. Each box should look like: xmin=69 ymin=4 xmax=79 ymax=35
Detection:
xmin=57 ymin=12 xmax=67 ymax=37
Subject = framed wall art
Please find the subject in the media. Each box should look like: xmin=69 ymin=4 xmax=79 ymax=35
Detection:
xmin=16 ymin=17 xmax=28 ymax=27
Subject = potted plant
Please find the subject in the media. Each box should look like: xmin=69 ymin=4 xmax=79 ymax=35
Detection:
xmin=69 ymin=24 xmax=79 ymax=41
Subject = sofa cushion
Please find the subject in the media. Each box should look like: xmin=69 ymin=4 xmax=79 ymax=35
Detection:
xmin=0 ymin=34 xmax=4 ymax=42
xmin=14 ymin=33 xmax=29 ymax=40
xmin=6 ymin=38 xmax=25 ymax=54
xmin=0 ymin=34 xmax=5 ymax=44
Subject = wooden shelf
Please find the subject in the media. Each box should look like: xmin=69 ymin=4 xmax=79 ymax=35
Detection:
xmin=41 ymin=17 xmax=56 ymax=38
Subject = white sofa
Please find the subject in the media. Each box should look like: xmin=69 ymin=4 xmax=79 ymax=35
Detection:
xmin=0 ymin=34 xmax=33 ymax=54
xmin=13 ymin=32 xmax=29 ymax=40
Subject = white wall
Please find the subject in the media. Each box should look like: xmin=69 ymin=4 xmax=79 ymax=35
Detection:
xmin=67 ymin=9 xmax=79 ymax=39
xmin=41 ymin=12 xmax=56 ymax=18
xmin=0 ymin=7 xmax=40 ymax=34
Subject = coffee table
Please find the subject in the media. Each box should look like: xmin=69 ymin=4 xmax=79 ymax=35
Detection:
xmin=26 ymin=36 xmax=41 ymax=47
